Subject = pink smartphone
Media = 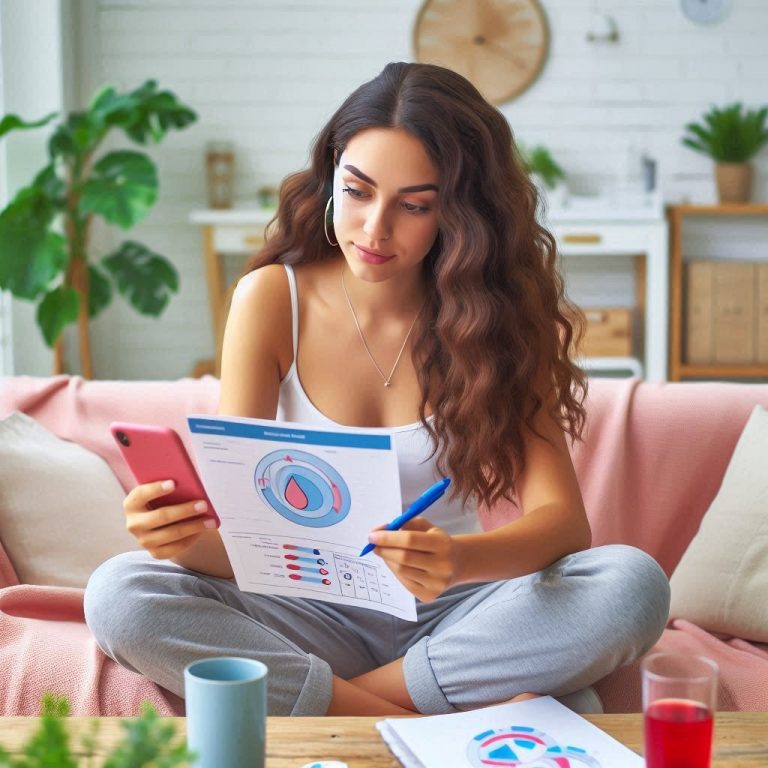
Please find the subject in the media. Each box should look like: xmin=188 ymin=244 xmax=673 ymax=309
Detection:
xmin=110 ymin=421 xmax=219 ymax=525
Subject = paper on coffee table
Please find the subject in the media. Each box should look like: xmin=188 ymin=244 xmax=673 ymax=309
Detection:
xmin=377 ymin=696 xmax=643 ymax=767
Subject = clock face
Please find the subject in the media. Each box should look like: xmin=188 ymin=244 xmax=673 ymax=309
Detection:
xmin=680 ymin=0 xmax=732 ymax=25
xmin=413 ymin=0 xmax=550 ymax=105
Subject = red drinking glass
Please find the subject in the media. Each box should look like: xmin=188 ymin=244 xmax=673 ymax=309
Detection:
xmin=642 ymin=652 xmax=718 ymax=768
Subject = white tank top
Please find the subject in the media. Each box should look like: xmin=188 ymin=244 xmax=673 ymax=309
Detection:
xmin=276 ymin=264 xmax=481 ymax=536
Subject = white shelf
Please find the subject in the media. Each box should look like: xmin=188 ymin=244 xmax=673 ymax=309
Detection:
xmin=545 ymin=192 xmax=664 ymax=223
xmin=580 ymin=356 xmax=644 ymax=377
xmin=189 ymin=206 xmax=275 ymax=226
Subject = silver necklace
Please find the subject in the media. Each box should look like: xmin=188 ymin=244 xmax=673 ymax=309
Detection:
xmin=340 ymin=267 xmax=422 ymax=388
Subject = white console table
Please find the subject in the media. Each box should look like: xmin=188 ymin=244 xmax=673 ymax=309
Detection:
xmin=188 ymin=207 xmax=274 ymax=376
xmin=190 ymin=198 xmax=669 ymax=381
xmin=546 ymin=195 xmax=669 ymax=382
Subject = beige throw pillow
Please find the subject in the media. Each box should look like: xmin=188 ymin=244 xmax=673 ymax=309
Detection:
xmin=669 ymin=405 xmax=768 ymax=642
xmin=0 ymin=412 xmax=137 ymax=588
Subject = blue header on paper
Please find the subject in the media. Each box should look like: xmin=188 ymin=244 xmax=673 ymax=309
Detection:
xmin=188 ymin=417 xmax=392 ymax=450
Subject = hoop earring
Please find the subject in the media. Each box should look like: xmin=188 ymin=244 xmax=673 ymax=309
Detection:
xmin=324 ymin=195 xmax=338 ymax=247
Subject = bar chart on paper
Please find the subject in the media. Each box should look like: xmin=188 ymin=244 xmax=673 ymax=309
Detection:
xmin=225 ymin=536 xmax=407 ymax=615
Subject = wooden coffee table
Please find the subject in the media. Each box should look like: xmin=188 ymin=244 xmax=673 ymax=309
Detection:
xmin=0 ymin=713 xmax=764 ymax=766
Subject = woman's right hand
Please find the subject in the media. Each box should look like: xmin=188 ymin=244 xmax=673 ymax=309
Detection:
xmin=123 ymin=480 xmax=218 ymax=560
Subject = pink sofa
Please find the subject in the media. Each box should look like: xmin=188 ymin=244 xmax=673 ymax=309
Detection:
xmin=1 ymin=374 xmax=767 ymax=715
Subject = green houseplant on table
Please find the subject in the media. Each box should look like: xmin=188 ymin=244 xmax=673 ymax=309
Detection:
xmin=681 ymin=102 xmax=768 ymax=203
xmin=520 ymin=144 xmax=565 ymax=191
xmin=519 ymin=143 xmax=567 ymax=206
xmin=0 ymin=80 xmax=197 ymax=377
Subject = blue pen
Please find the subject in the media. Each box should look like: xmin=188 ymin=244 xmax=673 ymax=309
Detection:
xmin=359 ymin=477 xmax=451 ymax=557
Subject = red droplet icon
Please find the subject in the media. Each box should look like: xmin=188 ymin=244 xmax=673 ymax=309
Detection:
xmin=285 ymin=475 xmax=308 ymax=509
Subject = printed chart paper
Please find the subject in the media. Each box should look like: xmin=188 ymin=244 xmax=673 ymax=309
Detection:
xmin=377 ymin=696 xmax=643 ymax=767
xmin=187 ymin=415 xmax=417 ymax=620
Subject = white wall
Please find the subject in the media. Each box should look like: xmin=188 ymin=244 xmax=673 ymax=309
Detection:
xmin=9 ymin=0 xmax=768 ymax=378
xmin=0 ymin=0 xmax=69 ymax=376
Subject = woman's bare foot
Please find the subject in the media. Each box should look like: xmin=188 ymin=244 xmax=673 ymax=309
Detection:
xmin=504 ymin=692 xmax=543 ymax=704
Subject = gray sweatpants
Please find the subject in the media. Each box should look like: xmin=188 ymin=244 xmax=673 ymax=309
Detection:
xmin=84 ymin=544 xmax=669 ymax=716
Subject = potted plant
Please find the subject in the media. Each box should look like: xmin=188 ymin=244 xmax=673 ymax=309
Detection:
xmin=681 ymin=102 xmax=768 ymax=204
xmin=0 ymin=80 xmax=197 ymax=377
xmin=0 ymin=694 xmax=192 ymax=766
xmin=519 ymin=143 xmax=568 ymax=206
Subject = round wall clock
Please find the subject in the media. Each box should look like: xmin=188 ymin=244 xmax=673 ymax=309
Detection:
xmin=413 ymin=0 xmax=550 ymax=105
xmin=680 ymin=0 xmax=732 ymax=25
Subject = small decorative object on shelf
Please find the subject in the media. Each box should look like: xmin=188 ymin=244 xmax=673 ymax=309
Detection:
xmin=681 ymin=102 xmax=768 ymax=203
xmin=206 ymin=141 xmax=235 ymax=209
xmin=256 ymin=184 xmax=279 ymax=210
xmin=585 ymin=12 xmax=620 ymax=43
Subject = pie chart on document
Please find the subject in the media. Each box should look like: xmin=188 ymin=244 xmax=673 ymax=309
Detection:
xmin=467 ymin=724 xmax=602 ymax=767
xmin=254 ymin=449 xmax=351 ymax=527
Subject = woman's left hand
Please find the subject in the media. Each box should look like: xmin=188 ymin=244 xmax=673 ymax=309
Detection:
xmin=366 ymin=518 xmax=462 ymax=602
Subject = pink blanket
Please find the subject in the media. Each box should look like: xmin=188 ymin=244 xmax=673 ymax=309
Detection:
xmin=595 ymin=619 xmax=768 ymax=713
xmin=0 ymin=582 xmax=183 ymax=716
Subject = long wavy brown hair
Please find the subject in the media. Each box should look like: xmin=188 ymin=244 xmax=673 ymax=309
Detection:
xmin=246 ymin=62 xmax=586 ymax=508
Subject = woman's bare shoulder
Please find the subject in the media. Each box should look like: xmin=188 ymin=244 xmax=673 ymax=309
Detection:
xmin=222 ymin=263 xmax=293 ymax=384
xmin=231 ymin=262 xmax=290 ymax=309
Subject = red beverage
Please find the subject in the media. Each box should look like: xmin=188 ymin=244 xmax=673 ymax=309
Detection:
xmin=644 ymin=698 xmax=713 ymax=768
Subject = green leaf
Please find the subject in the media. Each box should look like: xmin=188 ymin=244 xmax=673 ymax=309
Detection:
xmin=37 ymin=285 xmax=80 ymax=346
xmin=0 ymin=111 xmax=58 ymax=139
xmin=519 ymin=144 xmax=566 ymax=189
xmin=17 ymin=693 xmax=79 ymax=768
xmin=47 ymin=110 xmax=105 ymax=160
xmin=32 ymin=164 xmax=68 ymax=206
xmin=102 ymin=703 xmax=194 ymax=768
xmin=681 ymin=101 xmax=768 ymax=162
xmin=0 ymin=186 xmax=68 ymax=299
xmin=102 ymin=240 xmax=179 ymax=316
xmin=48 ymin=122 xmax=79 ymax=159
xmin=109 ymin=80 xmax=197 ymax=145
xmin=0 ymin=695 xmax=193 ymax=768
xmin=89 ymin=85 xmax=139 ymax=125
xmin=88 ymin=263 xmax=113 ymax=319
xmin=78 ymin=151 xmax=158 ymax=228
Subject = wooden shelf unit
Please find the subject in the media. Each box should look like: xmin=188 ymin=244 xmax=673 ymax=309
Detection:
xmin=668 ymin=203 xmax=768 ymax=381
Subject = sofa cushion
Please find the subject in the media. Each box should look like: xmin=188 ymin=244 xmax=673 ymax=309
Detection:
xmin=0 ymin=412 xmax=138 ymax=588
xmin=669 ymin=405 xmax=768 ymax=642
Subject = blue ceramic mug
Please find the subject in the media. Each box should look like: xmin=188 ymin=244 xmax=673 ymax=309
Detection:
xmin=184 ymin=656 xmax=268 ymax=768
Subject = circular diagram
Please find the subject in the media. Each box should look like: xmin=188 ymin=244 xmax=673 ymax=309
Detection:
xmin=467 ymin=724 xmax=602 ymax=767
xmin=254 ymin=450 xmax=351 ymax=527
xmin=468 ymin=725 xmax=556 ymax=766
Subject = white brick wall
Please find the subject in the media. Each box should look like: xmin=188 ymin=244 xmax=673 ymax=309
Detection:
xmin=66 ymin=1 xmax=768 ymax=378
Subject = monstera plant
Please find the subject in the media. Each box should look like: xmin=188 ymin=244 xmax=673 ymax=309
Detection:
xmin=0 ymin=80 xmax=197 ymax=377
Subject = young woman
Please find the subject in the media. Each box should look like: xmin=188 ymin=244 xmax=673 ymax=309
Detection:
xmin=85 ymin=62 xmax=669 ymax=717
